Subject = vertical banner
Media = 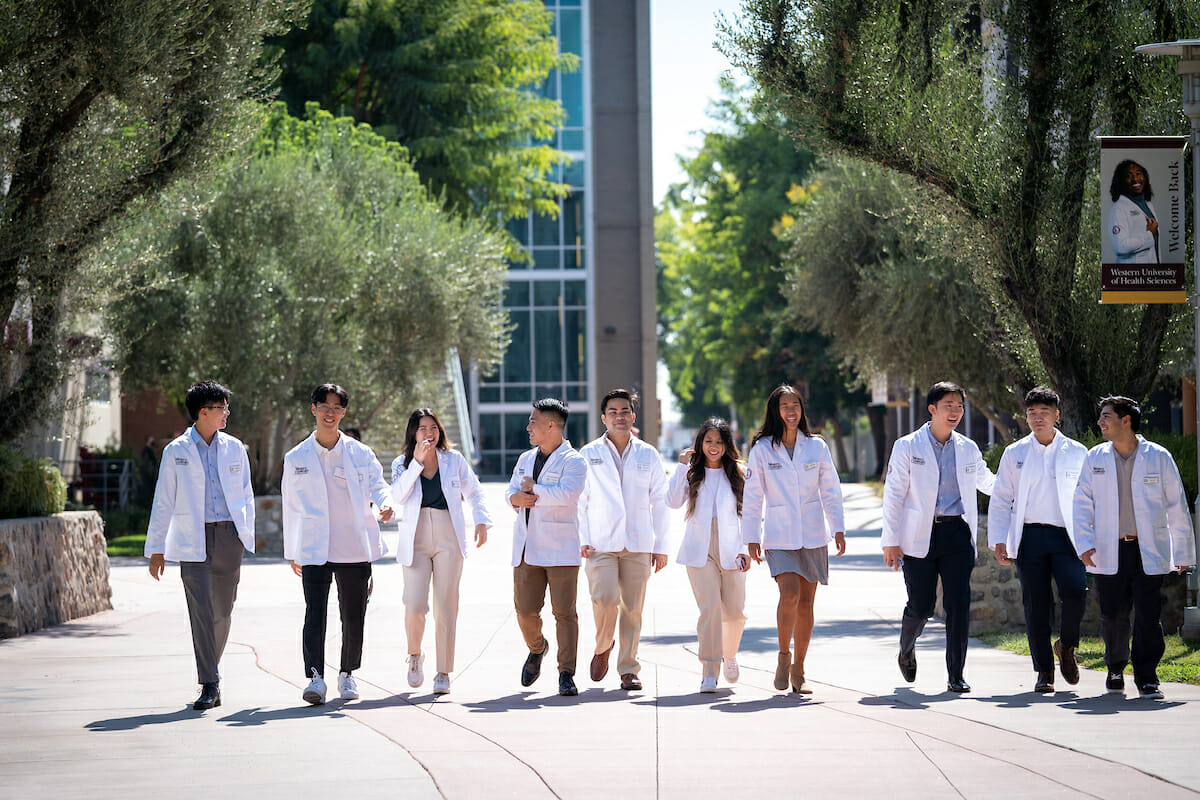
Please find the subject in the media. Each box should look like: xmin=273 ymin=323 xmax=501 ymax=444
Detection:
xmin=1098 ymin=136 xmax=1189 ymax=304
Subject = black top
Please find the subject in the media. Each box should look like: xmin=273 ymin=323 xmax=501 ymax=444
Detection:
xmin=420 ymin=469 xmax=449 ymax=510
xmin=525 ymin=448 xmax=552 ymax=523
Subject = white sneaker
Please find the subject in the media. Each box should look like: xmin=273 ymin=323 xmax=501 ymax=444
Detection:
xmin=407 ymin=653 xmax=425 ymax=688
xmin=433 ymin=673 xmax=451 ymax=695
xmin=338 ymin=671 xmax=359 ymax=700
xmin=723 ymin=657 xmax=740 ymax=684
xmin=303 ymin=668 xmax=327 ymax=705
xmin=700 ymin=676 xmax=718 ymax=693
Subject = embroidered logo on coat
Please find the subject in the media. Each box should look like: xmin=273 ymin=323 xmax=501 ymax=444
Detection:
xmin=767 ymin=462 xmax=783 ymax=470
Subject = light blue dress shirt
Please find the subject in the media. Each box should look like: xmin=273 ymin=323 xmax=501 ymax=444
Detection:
xmin=189 ymin=426 xmax=233 ymax=524
xmin=925 ymin=425 xmax=964 ymax=517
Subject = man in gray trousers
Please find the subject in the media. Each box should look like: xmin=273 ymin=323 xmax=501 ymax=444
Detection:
xmin=146 ymin=380 xmax=256 ymax=710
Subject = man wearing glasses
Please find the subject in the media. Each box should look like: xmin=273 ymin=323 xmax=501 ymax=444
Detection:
xmin=146 ymin=380 xmax=256 ymax=711
xmin=283 ymin=383 xmax=394 ymax=705
xmin=579 ymin=388 xmax=670 ymax=691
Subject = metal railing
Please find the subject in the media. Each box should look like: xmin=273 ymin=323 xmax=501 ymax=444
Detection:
xmin=58 ymin=458 xmax=135 ymax=511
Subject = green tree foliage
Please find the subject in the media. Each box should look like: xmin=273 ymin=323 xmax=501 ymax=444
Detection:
xmin=657 ymin=84 xmax=867 ymax=432
xmin=0 ymin=0 xmax=307 ymax=445
xmin=782 ymin=159 xmax=1038 ymax=436
xmin=97 ymin=106 xmax=509 ymax=491
xmin=271 ymin=0 xmax=578 ymax=220
xmin=723 ymin=0 xmax=1198 ymax=432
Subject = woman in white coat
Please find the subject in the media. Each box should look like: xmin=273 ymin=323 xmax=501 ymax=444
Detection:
xmin=391 ymin=408 xmax=491 ymax=695
xmin=666 ymin=418 xmax=751 ymax=694
xmin=742 ymin=385 xmax=845 ymax=694
xmin=1107 ymin=159 xmax=1159 ymax=264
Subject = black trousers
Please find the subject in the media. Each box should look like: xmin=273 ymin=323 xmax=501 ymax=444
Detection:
xmin=900 ymin=516 xmax=974 ymax=681
xmin=1015 ymin=523 xmax=1087 ymax=673
xmin=301 ymin=562 xmax=372 ymax=678
xmin=1094 ymin=540 xmax=1165 ymax=684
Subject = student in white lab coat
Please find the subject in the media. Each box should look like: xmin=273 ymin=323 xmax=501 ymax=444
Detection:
xmin=1107 ymin=159 xmax=1159 ymax=264
xmin=1073 ymin=395 xmax=1195 ymax=700
xmin=987 ymin=386 xmax=1088 ymax=693
xmin=742 ymin=384 xmax=845 ymax=695
xmin=283 ymin=383 xmax=394 ymax=706
xmin=666 ymin=418 xmax=751 ymax=693
xmin=145 ymin=380 xmax=255 ymax=711
xmin=390 ymin=408 xmax=491 ymax=696
xmin=579 ymin=388 xmax=670 ymax=692
xmin=506 ymin=398 xmax=588 ymax=697
xmin=882 ymin=381 xmax=995 ymax=694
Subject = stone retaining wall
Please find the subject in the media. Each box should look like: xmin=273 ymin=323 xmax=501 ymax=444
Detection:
xmin=0 ymin=512 xmax=112 ymax=637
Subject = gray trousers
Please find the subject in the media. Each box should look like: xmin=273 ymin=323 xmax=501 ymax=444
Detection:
xmin=180 ymin=521 xmax=245 ymax=684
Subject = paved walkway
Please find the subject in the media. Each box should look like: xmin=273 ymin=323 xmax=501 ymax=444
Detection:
xmin=3 ymin=482 xmax=1199 ymax=799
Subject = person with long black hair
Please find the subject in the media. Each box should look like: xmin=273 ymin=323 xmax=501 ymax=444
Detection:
xmin=1108 ymin=159 xmax=1159 ymax=264
xmin=741 ymin=385 xmax=845 ymax=695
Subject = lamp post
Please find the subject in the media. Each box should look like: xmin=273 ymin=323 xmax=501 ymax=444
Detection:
xmin=1135 ymin=39 xmax=1200 ymax=639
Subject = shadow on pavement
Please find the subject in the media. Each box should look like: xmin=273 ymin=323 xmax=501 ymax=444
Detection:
xmin=858 ymin=689 xmax=980 ymax=710
xmin=86 ymin=707 xmax=210 ymax=731
xmin=460 ymin=688 xmax=631 ymax=713
xmin=710 ymin=694 xmax=817 ymax=713
xmin=218 ymin=705 xmax=347 ymax=725
xmin=1054 ymin=695 xmax=1186 ymax=715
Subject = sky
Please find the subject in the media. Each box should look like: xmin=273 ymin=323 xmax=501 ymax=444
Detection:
xmin=650 ymin=0 xmax=746 ymax=204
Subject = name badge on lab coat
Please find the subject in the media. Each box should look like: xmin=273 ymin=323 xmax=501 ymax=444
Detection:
xmin=1144 ymin=476 xmax=1160 ymax=485
xmin=175 ymin=457 xmax=189 ymax=466
xmin=804 ymin=462 xmax=818 ymax=471
xmin=229 ymin=463 xmax=242 ymax=474
xmin=294 ymin=465 xmax=309 ymax=475
xmin=588 ymin=457 xmax=604 ymax=465
xmin=911 ymin=456 xmax=925 ymax=465
xmin=637 ymin=462 xmax=650 ymax=471
xmin=767 ymin=462 xmax=783 ymax=470
xmin=1092 ymin=467 xmax=1105 ymax=474
xmin=451 ymin=479 xmax=461 ymax=489
xmin=965 ymin=465 xmax=977 ymax=474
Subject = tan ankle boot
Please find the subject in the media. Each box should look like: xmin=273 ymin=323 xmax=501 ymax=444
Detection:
xmin=790 ymin=663 xmax=812 ymax=694
xmin=774 ymin=651 xmax=791 ymax=691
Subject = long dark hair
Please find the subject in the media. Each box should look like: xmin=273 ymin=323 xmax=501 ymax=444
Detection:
xmin=751 ymin=384 xmax=811 ymax=447
xmin=685 ymin=418 xmax=744 ymax=519
xmin=402 ymin=408 xmax=453 ymax=465
xmin=1109 ymin=159 xmax=1153 ymax=202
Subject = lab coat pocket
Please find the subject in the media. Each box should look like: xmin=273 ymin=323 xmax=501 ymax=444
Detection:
xmin=800 ymin=498 xmax=826 ymax=540
xmin=763 ymin=505 xmax=791 ymax=543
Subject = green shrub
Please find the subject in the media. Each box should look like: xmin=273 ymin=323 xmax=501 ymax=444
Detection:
xmin=106 ymin=535 xmax=148 ymax=557
xmin=101 ymin=506 xmax=151 ymax=540
xmin=0 ymin=447 xmax=68 ymax=518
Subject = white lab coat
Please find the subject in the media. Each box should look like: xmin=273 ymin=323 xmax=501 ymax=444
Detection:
xmin=740 ymin=435 xmax=844 ymax=550
xmin=666 ymin=465 xmax=748 ymax=570
xmin=578 ymin=435 xmax=670 ymax=555
xmin=505 ymin=440 xmax=587 ymax=567
xmin=390 ymin=448 xmax=493 ymax=566
xmin=1072 ymin=436 xmax=1196 ymax=575
xmin=145 ymin=429 xmax=256 ymax=561
xmin=987 ymin=431 xmax=1088 ymax=554
xmin=1108 ymin=195 xmax=1159 ymax=263
xmin=881 ymin=425 xmax=996 ymax=557
xmin=282 ymin=432 xmax=391 ymax=566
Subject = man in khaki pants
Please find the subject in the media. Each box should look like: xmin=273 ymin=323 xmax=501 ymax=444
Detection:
xmin=579 ymin=389 xmax=670 ymax=691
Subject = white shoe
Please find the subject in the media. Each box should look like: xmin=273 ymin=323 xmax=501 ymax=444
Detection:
xmin=433 ymin=673 xmax=451 ymax=695
xmin=303 ymin=668 xmax=327 ymax=705
xmin=700 ymin=676 xmax=718 ymax=693
xmin=338 ymin=671 xmax=359 ymax=701
xmin=407 ymin=653 xmax=425 ymax=688
xmin=723 ymin=657 xmax=740 ymax=684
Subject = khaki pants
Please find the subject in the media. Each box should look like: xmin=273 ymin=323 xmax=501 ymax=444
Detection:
xmin=686 ymin=523 xmax=747 ymax=678
xmin=586 ymin=548 xmax=653 ymax=675
xmin=403 ymin=508 xmax=464 ymax=674
xmin=514 ymin=559 xmax=579 ymax=674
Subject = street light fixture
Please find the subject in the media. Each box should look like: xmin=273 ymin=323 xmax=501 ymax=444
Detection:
xmin=1135 ymin=39 xmax=1200 ymax=639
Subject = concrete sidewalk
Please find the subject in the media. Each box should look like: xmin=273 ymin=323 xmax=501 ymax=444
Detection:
xmin=2 ymin=482 xmax=1198 ymax=799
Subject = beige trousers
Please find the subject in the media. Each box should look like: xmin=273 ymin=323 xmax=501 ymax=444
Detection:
xmin=586 ymin=548 xmax=653 ymax=675
xmin=402 ymin=508 xmax=464 ymax=674
xmin=514 ymin=559 xmax=580 ymax=674
xmin=686 ymin=522 xmax=748 ymax=678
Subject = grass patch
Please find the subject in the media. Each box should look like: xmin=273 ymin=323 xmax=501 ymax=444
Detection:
xmin=978 ymin=631 xmax=1200 ymax=684
xmin=107 ymin=535 xmax=146 ymax=558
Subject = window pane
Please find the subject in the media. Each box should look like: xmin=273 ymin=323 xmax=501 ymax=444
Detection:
xmin=564 ymin=280 xmax=586 ymax=306
xmin=505 ymin=216 xmax=529 ymax=246
xmin=478 ymin=452 xmax=504 ymax=478
xmin=504 ymin=282 xmax=530 ymax=307
xmin=534 ymin=281 xmax=562 ymax=307
xmin=564 ymin=309 xmax=586 ymax=382
xmin=561 ymin=129 xmax=584 ymax=151
xmin=504 ymin=310 xmax=531 ymax=383
xmin=561 ymin=71 xmax=583 ymax=129
xmin=559 ymin=9 xmax=582 ymax=56
xmin=537 ymin=384 xmax=564 ymax=401
xmin=563 ymin=192 xmax=584 ymax=247
xmin=534 ymin=309 xmax=564 ymax=383
xmin=505 ymin=413 xmax=531 ymax=452
xmin=505 ymin=384 xmax=532 ymax=403
xmin=564 ymin=159 xmax=584 ymax=188
xmin=478 ymin=386 xmax=500 ymax=403
xmin=563 ymin=247 xmax=584 ymax=270
xmin=531 ymin=249 xmax=560 ymax=270
xmin=540 ymin=69 xmax=558 ymax=101
xmin=567 ymin=384 xmax=588 ymax=402
xmin=478 ymin=414 xmax=501 ymax=450
xmin=532 ymin=210 xmax=560 ymax=246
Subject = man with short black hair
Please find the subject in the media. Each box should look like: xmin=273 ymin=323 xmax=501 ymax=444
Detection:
xmin=882 ymin=381 xmax=995 ymax=693
xmin=283 ymin=383 xmax=393 ymax=705
xmin=146 ymin=380 xmax=255 ymax=711
xmin=1074 ymin=395 xmax=1195 ymax=700
xmin=507 ymin=398 xmax=587 ymax=696
xmin=579 ymin=388 xmax=670 ymax=691
xmin=988 ymin=386 xmax=1088 ymax=693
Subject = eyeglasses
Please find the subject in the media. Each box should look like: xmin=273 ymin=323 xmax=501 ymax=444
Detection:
xmin=316 ymin=403 xmax=346 ymax=415
xmin=203 ymin=404 xmax=230 ymax=413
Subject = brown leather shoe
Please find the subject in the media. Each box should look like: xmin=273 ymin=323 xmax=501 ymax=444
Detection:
xmin=774 ymin=651 xmax=791 ymax=691
xmin=1054 ymin=639 xmax=1080 ymax=685
xmin=790 ymin=664 xmax=812 ymax=695
xmin=620 ymin=673 xmax=642 ymax=691
xmin=590 ymin=643 xmax=614 ymax=682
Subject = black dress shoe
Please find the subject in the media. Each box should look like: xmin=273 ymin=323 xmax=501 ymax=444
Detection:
xmin=193 ymin=682 xmax=221 ymax=710
xmin=521 ymin=644 xmax=548 ymax=687
xmin=946 ymin=677 xmax=971 ymax=694
xmin=898 ymin=649 xmax=917 ymax=683
xmin=1034 ymin=671 xmax=1054 ymax=693
xmin=558 ymin=671 xmax=578 ymax=696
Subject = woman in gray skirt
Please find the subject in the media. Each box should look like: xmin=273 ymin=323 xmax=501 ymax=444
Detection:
xmin=741 ymin=385 xmax=845 ymax=694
